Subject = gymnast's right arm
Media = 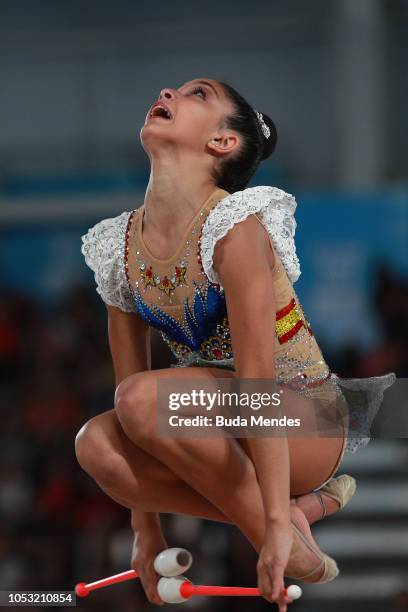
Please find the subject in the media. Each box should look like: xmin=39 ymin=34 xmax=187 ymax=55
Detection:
xmin=107 ymin=303 xmax=151 ymax=384
xmin=107 ymin=304 xmax=167 ymax=606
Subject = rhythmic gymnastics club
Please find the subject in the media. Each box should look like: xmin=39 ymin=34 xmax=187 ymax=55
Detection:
xmin=76 ymin=574 xmax=302 ymax=603
xmin=157 ymin=576 xmax=302 ymax=603
xmin=75 ymin=547 xmax=302 ymax=603
xmin=76 ymin=547 xmax=193 ymax=596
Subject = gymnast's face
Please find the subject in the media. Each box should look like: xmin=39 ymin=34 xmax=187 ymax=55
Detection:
xmin=140 ymin=78 xmax=239 ymax=160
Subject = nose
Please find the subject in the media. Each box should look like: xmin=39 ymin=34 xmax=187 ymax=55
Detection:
xmin=159 ymin=87 xmax=177 ymax=101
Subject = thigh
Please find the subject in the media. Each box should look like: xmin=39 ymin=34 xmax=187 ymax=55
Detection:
xmin=237 ymin=435 xmax=345 ymax=496
xmin=117 ymin=365 xmax=346 ymax=496
xmin=84 ymin=408 xmax=183 ymax=485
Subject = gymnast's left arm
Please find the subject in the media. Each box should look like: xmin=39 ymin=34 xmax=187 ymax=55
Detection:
xmin=213 ymin=214 xmax=292 ymax=605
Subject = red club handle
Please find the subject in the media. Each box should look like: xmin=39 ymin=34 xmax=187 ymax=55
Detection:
xmin=75 ymin=569 xmax=138 ymax=596
xmin=180 ymin=582 xmax=261 ymax=597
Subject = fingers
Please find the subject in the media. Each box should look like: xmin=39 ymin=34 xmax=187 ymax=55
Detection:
xmin=257 ymin=558 xmax=282 ymax=602
xmin=267 ymin=574 xmax=293 ymax=612
xmin=277 ymin=594 xmax=293 ymax=612
xmin=257 ymin=556 xmax=274 ymax=602
xmin=146 ymin=572 xmax=164 ymax=606
xmin=131 ymin=562 xmax=164 ymax=606
xmin=257 ymin=560 xmax=293 ymax=610
xmin=270 ymin=566 xmax=285 ymax=601
xmin=274 ymin=585 xmax=294 ymax=612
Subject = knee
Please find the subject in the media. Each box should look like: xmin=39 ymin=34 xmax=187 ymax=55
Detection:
xmin=114 ymin=373 xmax=156 ymax=439
xmin=74 ymin=417 xmax=122 ymax=485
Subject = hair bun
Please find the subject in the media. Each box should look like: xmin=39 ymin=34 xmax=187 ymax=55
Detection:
xmin=259 ymin=113 xmax=277 ymax=160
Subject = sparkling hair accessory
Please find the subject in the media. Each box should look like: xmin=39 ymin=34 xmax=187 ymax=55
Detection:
xmin=254 ymin=110 xmax=271 ymax=139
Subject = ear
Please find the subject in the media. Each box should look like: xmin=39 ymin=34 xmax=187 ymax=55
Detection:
xmin=207 ymin=131 xmax=240 ymax=157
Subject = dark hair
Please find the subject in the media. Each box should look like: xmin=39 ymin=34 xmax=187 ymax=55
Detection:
xmin=211 ymin=81 xmax=277 ymax=194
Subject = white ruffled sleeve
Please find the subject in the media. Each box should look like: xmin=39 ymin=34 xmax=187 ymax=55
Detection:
xmin=200 ymin=185 xmax=301 ymax=287
xmin=80 ymin=211 xmax=135 ymax=313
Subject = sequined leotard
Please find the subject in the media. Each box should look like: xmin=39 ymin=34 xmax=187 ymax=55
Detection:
xmin=81 ymin=185 xmax=396 ymax=457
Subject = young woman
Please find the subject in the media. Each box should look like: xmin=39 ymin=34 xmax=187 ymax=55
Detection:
xmin=77 ymin=77 xmax=395 ymax=611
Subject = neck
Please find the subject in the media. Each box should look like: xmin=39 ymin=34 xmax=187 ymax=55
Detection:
xmin=143 ymin=149 xmax=218 ymax=236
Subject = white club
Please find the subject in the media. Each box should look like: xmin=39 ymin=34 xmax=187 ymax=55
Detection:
xmin=153 ymin=547 xmax=193 ymax=577
xmin=157 ymin=576 xmax=191 ymax=604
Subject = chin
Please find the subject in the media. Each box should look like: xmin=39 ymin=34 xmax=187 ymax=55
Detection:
xmin=140 ymin=122 xmax=162 ymax=142
xmin=141 ymin=120 xmax=171 ymax=137
xmin=141 ymin=123 xmax=179 ymax=149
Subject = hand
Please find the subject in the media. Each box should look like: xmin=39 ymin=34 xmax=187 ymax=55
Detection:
xmin=257 ymin=520 xmax=294 ymax=612
xmin=130 ymin=525 xmax=168 ymax=606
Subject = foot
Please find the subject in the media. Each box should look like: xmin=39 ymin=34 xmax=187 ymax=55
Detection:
xmin=292 ymin=489 xmax=340 ymax=525
xmin=293 ymin=474 xmax=356 ymax=525
xmin=285 ymin=505 xmax=338 ymax=583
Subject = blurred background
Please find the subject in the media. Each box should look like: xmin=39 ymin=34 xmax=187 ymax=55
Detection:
xmin=0 ymin=0 xmax=407 ymax=610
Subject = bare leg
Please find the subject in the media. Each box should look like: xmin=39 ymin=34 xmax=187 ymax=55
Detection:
xmin=75 ymin=408 xmax=237 ymax=523
xmin=75 ymin=408 xmax=340 ymax=523
xmin=113 ymin=366 xmax=345 ymax=550
xmin=75 ymin=407 xmax=332 ymax=580
xmin=293 ymin=490 xmax=341 ymax=524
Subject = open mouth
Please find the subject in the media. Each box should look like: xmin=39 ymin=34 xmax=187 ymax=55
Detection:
xmin=149 ymin=106 xmax=172 ymax=120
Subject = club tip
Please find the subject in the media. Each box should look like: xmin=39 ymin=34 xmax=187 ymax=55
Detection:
xmin=286 ymin=584 xmax=302 ymax=600
xmin=75 ymin=582 xmax=90 ymax=597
